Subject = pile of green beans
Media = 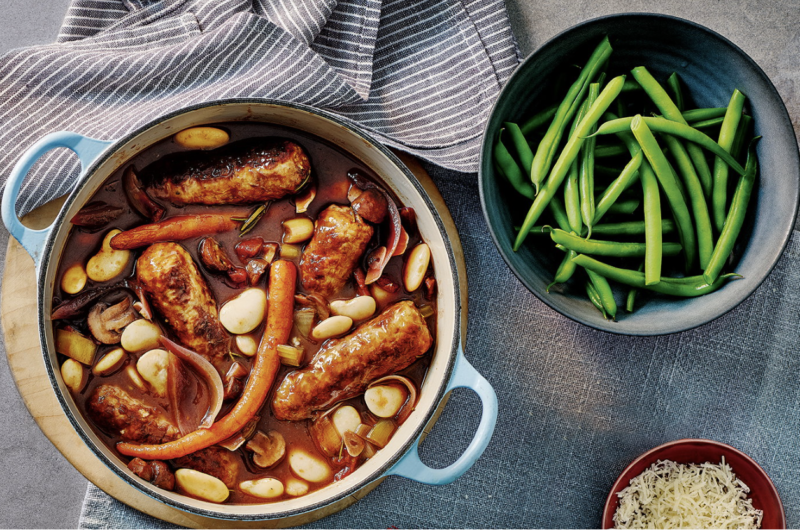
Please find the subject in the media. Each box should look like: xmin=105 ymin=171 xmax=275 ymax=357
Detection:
xmin=493 ymin=37 xmax=757 ymax=320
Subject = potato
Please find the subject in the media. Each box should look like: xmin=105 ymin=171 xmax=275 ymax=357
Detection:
xmin=61 ymin=359 xmax=87 ymax=393
xmin=219 ymin=288 xmax=267 ymax=335
xmin=174 ymin=127 xmax=229 ymax=150
xmin=136 ymin=349 xmax=169 ymax=397
xmin=175 ymin=468 xmax=229 ymax=503
xmin=288 ymin=449 xmax=331 ymax=483
xmin=61 ymin=263 xmax=87 ymax=294
xmin=332 ymin=405 xmax=361 ymax=437
xmin=239 ymin=477 xmax=284 ymax=499
xmin=93 ymin=347 xmax=127 ymax=376
xmin=120 ymin=319 xmax=161 ymax=352
xmin=55 ymin=328 xmax=97 ymax=365
xmin=284 ymin=477 xmax=309 ymax=497
xmin=86 ymin=230 xmax=131 ymax=282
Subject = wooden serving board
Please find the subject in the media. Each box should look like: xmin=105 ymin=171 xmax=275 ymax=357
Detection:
xmin=1 ymin=155 xmax=468 ymax=528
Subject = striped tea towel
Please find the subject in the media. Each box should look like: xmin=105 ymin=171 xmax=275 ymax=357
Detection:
xmin=0 ymin=0 xmax=520 ymax=217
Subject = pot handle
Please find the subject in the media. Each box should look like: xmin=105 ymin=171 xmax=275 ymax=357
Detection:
xmin=2 ymin=131 xmax=112 ymax=267
xmin=386 ymin=346 xmax=497 ymax=485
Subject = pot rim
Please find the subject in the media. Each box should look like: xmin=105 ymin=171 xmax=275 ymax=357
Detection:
xmin=36 ymin=98 xmax=463 ymax=520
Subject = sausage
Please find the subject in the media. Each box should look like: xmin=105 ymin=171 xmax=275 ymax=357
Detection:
xmin=172 ymin=446 xmax=239 ymax=488
xmin=271 ymin=300 xmax=433 ymax=421
xmin=144 ymin=138 xmax=310 ymax=206
xmin=136 ymin=242 xmax=229 ymax=365
xmin=87 ymin=384 xmax=179 ymax=444
xmin=299 ymin=204 xmax=374 ymax=298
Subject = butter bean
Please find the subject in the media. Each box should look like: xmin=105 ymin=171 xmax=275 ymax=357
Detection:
xmin=86 ymin=230 xmax=131 ymax=282
xmin=332 ymin=405 xmax=361 ymax=437
xmin=137 ymin=349 xmax=169 ymax=397
xmin=125 ymin=365 xmax=148 ymax=392
xmin=220 ymin=288 xmax=267 ymax=335
xmin=284 ymin=478 xmax=309 ymax=497
xmin=174 ymin=127 xmax=229 ymax=150
xmin=235 ymin=334 xmax=258 ymax=356
xmin=330 ymin=296 xmax=376 ymax=321
xmin=61 ymin=263 xmax=87 ymax=294
xmin=288 ymin=449 xmax=331 ymax=483
xmin=282 ymin=217 xmax=314 ymax=244
xmin=93 ymin=347 xmax=127 ymax=376
xmin=61 ymin=358 xmax=87 ymax=393
xmin=365 ymin=385 xmax=407 ymax=418
xmin=239 ymin=477 xmax=284 ymax=499
xmin=311 ymin=315 xmax=352 ymax=341
xmin=121 ymin=319 xmax=161 ymax=352
xmin=403 ymin=243 xmax=430 ymax=292
xmin=175 ymin=468 xmax=229 ymax=503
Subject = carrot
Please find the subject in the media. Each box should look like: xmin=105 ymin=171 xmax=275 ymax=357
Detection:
xmin=116 ymin=260 xmax=297 ymax=460
xmin=110 ymin=215 xmax=238 ymax=250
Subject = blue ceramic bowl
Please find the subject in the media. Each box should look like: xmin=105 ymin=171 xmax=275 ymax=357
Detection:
xmin=479 ymin=14 xmax=799 ymax=335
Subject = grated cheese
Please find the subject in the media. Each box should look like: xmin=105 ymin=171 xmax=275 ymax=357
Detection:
xmin=613 ymin=458 xmax=763 ymax=529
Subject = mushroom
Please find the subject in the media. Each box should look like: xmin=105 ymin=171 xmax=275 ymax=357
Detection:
xmin=199 ymin=237 xmax=235 ymax=273
xmin=351 ymin=188 xmax=388 ymax=223
xmin=87 ymin=297 xmax=138 ymax=344
xmin=246 ymin=430 xmax=286 ymax=469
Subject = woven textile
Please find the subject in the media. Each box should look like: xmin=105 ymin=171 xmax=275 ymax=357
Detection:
xmin=79 ymin=161 xmax=800 ymax=528
xmin=0 ymin=0 xmax=518 ymax=216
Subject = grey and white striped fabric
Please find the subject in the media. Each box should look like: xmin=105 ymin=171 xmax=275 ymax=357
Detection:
xmin=0 ymin=0 xmax=519 ymax=216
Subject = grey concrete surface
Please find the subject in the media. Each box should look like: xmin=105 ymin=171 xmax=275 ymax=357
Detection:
xmin=0 ymin=1 xmax=798 ymax=528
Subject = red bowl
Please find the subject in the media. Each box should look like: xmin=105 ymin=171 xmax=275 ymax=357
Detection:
xmin=602 ymin=439 xmax=785 ymax=529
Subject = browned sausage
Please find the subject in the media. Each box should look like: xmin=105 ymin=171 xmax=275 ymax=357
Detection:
xmin=271 ymin=300 xmax=432 ymax=421
xmin=87 ymin=384 xmax=179 ymax=444
xmin=136 ymin=242 xmax=229 ymax=365
xmin=299 ymin=204 xmax=374 ymax=298
xmin=144 ymin=138 xmax=310 ymax=206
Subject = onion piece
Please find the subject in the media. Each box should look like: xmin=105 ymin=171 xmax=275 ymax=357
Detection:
xmin=123 ymin=166 xmax=165 ymax=222
xmin=166 ymin=352 xmax=195 ymax=435
xmin=159 ymin=336 xmax=224 ymax=430
xmin=295 ymin=181 xmax=317 ymax=213
xmin=353 ymin=268 xmax=370 ymax=297
xmin=295 ymin=293 xmax=330 ymax=321
xmin=294 ymin=308 xmax=315 ymax=338
xmin=364 ymin=247 xmax=387 ymax=285
xmin=310 ymin=411 xmax=343 ymax=458
xmin=127 ymin=280 xmax=154 ymax=320
xmin=392 ymin=227 xmax=409 ymax=257
xmin=368 ymin=374 xmax=418 ymax=424
xmin=218 ymin=415 xmax=260 ymax=452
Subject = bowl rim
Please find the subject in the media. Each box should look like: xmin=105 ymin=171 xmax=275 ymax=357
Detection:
xmin=601 ymin=438 xmax=786 ymax=529
xmin=36 ymin=98 xmax=464 ymax=520
xmin=478 ymin=12 xmax=800 ymax=336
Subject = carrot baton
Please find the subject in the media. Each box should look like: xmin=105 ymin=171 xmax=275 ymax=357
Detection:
xmin=117 ymin=260 xmax=296 ymax=460
xmin=110 ymin=214 xmax=239 ymax=250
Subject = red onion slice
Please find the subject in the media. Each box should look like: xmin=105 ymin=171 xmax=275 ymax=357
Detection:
xmin=160 ymin=336 xmax=224 ymax=430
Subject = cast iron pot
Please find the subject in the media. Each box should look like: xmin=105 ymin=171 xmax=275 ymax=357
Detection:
xmin=2 ymin=99 xmax=497 ymax=523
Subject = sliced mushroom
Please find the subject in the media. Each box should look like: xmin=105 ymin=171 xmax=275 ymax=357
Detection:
xmin=87 ymin=298 xmax=138 ymax=344
xmin=246 ymin=430 xmax=286 ymax=469
xmin=199 ymin=237 xmax=234 ymax=273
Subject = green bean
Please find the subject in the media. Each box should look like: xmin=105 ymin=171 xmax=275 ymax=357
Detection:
xmin=547 ymin=249 xmax=578 ymax=292
xmin=662 ymin=132 xmax=714 ymax=268
xmin=503 ymin=122 xmax=534 ymax=175
xmin=712 ymin=89 xmax=746 ymax=232
xmin=493 ymin=131 xmax=535 ymax=200
xmin=520 ymin=104 xmax=558 ymax=135
xmin=689 ymin=117 xmax=724 ymax=130
xmin=550 ymin=228 xmax=682 ymax=258
xmin=527 ymin=219 xmax=675 ymax=237
xmin=565 ymin=99 xmax=589 ymax=235
xmin=612 ymin=122 xmax=664 ymax=284
xmin=730 ymin=115 xmax=752 ymax=161
xmin=596 ymin=164 xmax=624 ymax=178
xmin=682 ymin=108 xmax=727 ymax=122
xmin=595 ymin=144 xmax=628 ymax=158
xmin=621 ymin=78 xmax=641 ymax=93
xmin=704 ymin=138 xmax=759 ymax=284
xmin=572 ymin=254 xmax=740 ymax=297
xmin=666 ymin=72 xmax=684 ymax=112
xmin=592 ymin=116 xmax=746 ymax=176
xmin=631 ymin=115 xmax=696 ymax=271
xmin=515 ymin=74 xmax=627 ymax=250
xmin=592 ymin=219 xmax=675 ymax=237
xmin=586 ymin=268 xmax=617 ymax=319
xmin=626 ymin=262 xmax=645 ymax=312
xmin=631 ymin=66 xmax=714 ymax=198
xmin=548 ymin=195 xmax=572 ymax=233
xmin=593 ymin=151 xmax=642 ymax=224
xmin=606 ymin=198 xmax=640 ymax=216
xmin=585 ymin=280 xmax=608 ymax=319
xmin=531 ymin=37 xmax=613 ymax=193
xmin=580 ymin=83 xmax=600 ymax=236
